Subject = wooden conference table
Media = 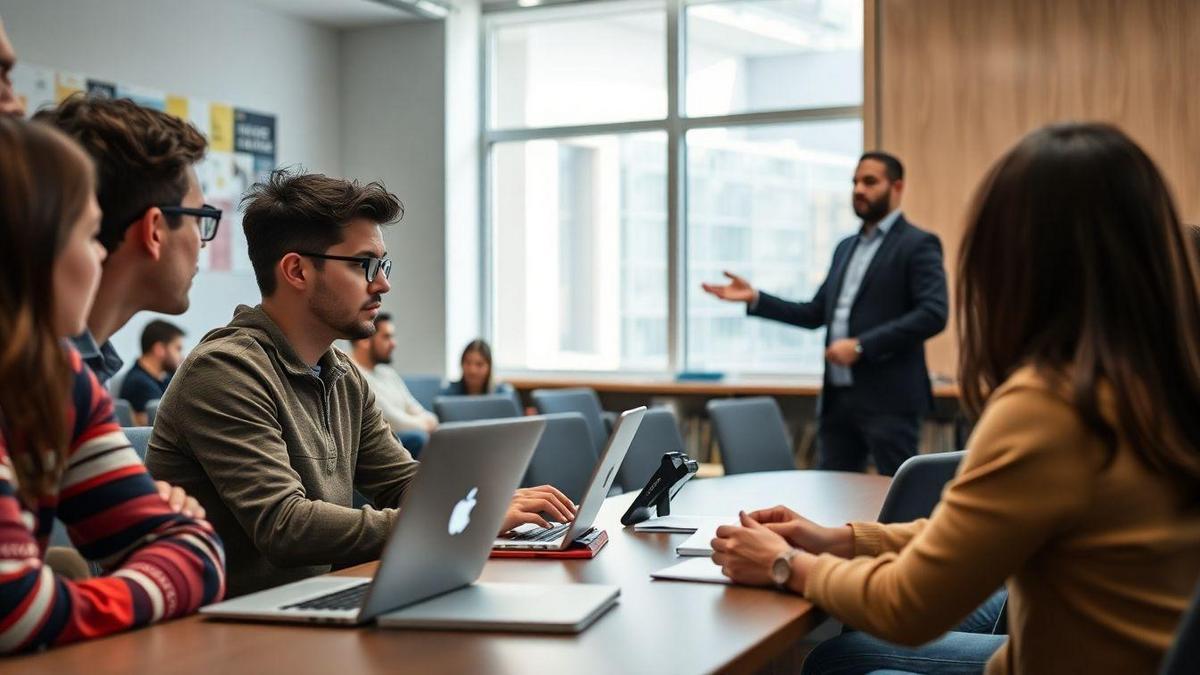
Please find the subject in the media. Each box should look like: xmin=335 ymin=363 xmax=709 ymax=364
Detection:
xmin=9 ymin=471 xmax=890 ymax=675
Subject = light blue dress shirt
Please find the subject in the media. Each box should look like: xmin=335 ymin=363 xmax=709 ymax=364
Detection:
xmin=827 ymin=209 xmax=902 ymax=386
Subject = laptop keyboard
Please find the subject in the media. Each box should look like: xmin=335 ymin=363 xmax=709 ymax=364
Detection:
xmin=281 ymin=582 xmax=370 ymax=612
xmin=506 ymin=522 xmax=570 ymax=542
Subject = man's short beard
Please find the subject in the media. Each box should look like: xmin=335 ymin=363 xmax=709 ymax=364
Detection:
xmin=853 ymin=191 xmax=892 ymax=223
xmin=310 ymin=280 xmax=376 ymax=341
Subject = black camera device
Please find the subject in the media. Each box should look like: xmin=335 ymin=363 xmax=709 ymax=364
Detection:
xmin=620 ymin=451 xmax=699 ymax=526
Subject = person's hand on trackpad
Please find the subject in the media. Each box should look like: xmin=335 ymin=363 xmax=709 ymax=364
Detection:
xmin=499 ymin=485 xmax=578 ymax=534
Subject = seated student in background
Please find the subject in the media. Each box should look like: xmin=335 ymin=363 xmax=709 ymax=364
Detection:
xmin=442 ymin=338 xmax=514 ymax=396
xmin=350 ymin=313 xmax=438 ymax=458
xmin=0 ymin=117 xmax=225 ymax=653
xmin=34 ymin=95 xmax=218 ymax=385
xmin=119 ymin=319 xmax=185 ymax=425
xmin=710 ymin=123 xmax=1200 ymax=674
xmin=146 ymin=170 xmax=575 ymax=598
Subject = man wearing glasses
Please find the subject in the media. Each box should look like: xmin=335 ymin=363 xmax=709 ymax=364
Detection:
xmin=34 ymin=95 xmax=219 ymax=384
xmin=145 ymin=170 xmax=576 ymax=598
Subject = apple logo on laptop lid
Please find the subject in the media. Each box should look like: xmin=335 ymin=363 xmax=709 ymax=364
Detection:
xmin=448 ymin=487 xmax=478 ymax=535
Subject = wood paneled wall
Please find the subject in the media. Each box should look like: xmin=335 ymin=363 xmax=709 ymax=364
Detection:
xmin=874 ymin=0 xmax=1200 ymax=376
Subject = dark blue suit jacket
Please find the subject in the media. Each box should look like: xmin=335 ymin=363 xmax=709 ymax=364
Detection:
xmin=749 ymin=215 xmax=948 ymax=414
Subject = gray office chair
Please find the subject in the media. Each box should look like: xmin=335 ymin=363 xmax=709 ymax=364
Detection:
xmin=706 ymin=397 xmax=795 ymax=474
xmin=113 ymin=398 xmax=135 ymax=427
xmin=617 ymin=408 xmax=686 ymax=493
xmin=520 ymin=413 xmax=599 ymax=504
xmin=145 ymin=399 xmax=161 ymax=426
xmin=123 ymin=426 xmax=153 ymax=462
xmin=877 ymin=450 xmax=965 ymax=523
xmin=1161 ymin=579 xmax=1200 ymax=675
xmin=531 ymin=388 xmax=608 ymax=455
xmin=401 ymin=374 xmax=443 ymax=413
xmin=434 ymin=394 xmax=522 ymax=423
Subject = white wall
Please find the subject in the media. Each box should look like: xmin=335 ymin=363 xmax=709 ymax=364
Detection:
xmin=0 ymin=0 xmax=343 ymax=366
xmin=340 ymin=20 xmax=448 ymax=375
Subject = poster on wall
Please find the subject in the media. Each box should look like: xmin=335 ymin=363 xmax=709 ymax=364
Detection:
xmin=11 ymin=63 xmax=278 ymax=276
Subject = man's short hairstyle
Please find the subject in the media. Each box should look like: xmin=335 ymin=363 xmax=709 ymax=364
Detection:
xmin=859 ymin=151 xmax=904 ymax=182
xmin=34 ymin=94 xmax=207 ymax=253
xmin=240 ymin=169 xmax=404 ymax=296
xmin=140 ymin=319 xmax=185 ymax=355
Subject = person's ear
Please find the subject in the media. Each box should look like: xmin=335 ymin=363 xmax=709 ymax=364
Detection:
xmin=124 ymin=207 xmax=167 ymax=261
xmin=277 ymin=252 xmax=310 ymax=292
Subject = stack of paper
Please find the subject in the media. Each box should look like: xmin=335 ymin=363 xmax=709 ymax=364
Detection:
xmin=650 ymin=557 xmax=731 ymax=585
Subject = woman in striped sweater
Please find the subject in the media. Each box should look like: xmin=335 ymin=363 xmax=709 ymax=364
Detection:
xmin=0 ymin=116 xmax=226 ymax=653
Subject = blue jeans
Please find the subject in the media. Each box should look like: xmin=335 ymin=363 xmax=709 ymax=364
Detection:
xmin=802 ymin=590 xmax=1008 ymax=675
xmin=397 ymin=430 xmax=429 ymax=459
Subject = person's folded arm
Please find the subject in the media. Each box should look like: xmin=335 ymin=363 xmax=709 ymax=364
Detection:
xmin=352 ymin=368 xmax=420 ymax=509
xmin=856 ymin=234 xmax=948 ymax=361
xmin=0 ymin=371 xmax=224 ymax=654
xmin=169 ymin=348 xmax=397 ymax=568
xmin=803 ymin=385 xmax=1097 ymax=646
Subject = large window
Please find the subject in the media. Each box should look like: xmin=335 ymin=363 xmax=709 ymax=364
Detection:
xmin=485 ymin=0 xmax=863 ymax=375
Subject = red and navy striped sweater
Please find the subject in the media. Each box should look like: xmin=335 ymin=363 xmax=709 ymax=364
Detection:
xmin=0 ymin=348 xmax=225 ymax=654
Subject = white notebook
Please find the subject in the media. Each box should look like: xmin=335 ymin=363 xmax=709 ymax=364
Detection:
xmin=651 ymin=557 xmax=731 ymax=585
xmin=632 ymin=515 xmax=726 ymax=533
xmin=675 ymin=524 xmax=721 ymax=556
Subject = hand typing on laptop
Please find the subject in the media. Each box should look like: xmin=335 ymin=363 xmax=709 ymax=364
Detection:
xmin=500 ymin=484 xmax=577 ymax=534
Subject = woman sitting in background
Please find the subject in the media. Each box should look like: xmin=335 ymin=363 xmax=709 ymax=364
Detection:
xmin=442 ymin=338 xmax=514 ymax=397
xmin=711 ymin=123 xmax=1200 ymax=674
xmin=0 ymin=117 xmax=225 ymax=654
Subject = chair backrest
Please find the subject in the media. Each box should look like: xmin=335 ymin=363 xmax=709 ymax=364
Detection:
xmin=113 ymin=398 xmax=135 ymax=427
xmin=434 ymin=394 xmax=522 ymax=423
xmin=706 ymin=397 xmax=795 ymax=474
xmin=877 ymin=450 xmax=965 ymax=524
xmin=520 ymin=412 xmax=599 ymax=503
xmin=123 ymin=426 xmax=153 ymax=462
xmin=1161 ymin=578 xmax=1200 ymax=675
xmin=145 ymin=399 xmax=161 ymax=426
xmin=531 ymin=388 xmax=607 ymax=455
xmin=617 ymin=407 xmax=686 ymax=492
xmin=401 ymin=374 xmax=444 ymax=413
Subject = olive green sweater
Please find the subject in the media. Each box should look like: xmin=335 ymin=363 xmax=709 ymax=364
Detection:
xmin=805 ymin=367 xmax=1200 ymax=673
xmin=146 ymin=305 xmax=419 ymax=597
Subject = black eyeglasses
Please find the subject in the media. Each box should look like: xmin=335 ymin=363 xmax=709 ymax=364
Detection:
xmin=296 ymin=251 xmax=393 ymax=283
xmin=159 ymin=204 xmax=222 ymax=242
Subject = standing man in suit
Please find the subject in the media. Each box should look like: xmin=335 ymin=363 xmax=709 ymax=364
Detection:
xmin=702 ymin=152 xmax=948 ymax=475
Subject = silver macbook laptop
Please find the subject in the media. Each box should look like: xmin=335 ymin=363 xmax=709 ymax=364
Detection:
xmin=494 ymin=406 xmax=646 ymax=551
xmin=200 ymin=416 xmax=546 ymax=625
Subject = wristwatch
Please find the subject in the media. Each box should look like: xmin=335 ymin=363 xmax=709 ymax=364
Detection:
xmin=770 ymin=548 xmax=801 ymax=589
xmin=853 ymin=341 xmax=864 ymax=356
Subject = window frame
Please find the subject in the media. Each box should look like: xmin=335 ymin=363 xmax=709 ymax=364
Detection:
xmin=481 ymin=0 xmax=865 ymax=377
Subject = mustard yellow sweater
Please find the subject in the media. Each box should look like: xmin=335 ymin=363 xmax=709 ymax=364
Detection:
xmin=806 ymin=367 xmax=1200 ymax=674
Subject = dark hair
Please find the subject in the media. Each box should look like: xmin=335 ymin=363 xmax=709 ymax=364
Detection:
xmin=459 ymin=338 xmax=493 ymax=394
xmin=859 ymin=151 xmax=904 ymax=182
xmin=34 ymin=94 xmax=207 ymax=253
xmin=140 ymin=319 xmax=185 ymax=355
xmin=958 ymin=122 xmax=1200 ymax=484
xmin=0 ymin=117 xmax=96 ymax=500
xmin=241 ymin=168 xmax=404 ymax=295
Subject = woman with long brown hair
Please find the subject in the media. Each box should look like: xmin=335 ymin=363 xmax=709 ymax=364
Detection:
xmin=710 ymin=123 xmax=1200 ymax=673
xmin=0 ymin=116 xmax=225 ymax=654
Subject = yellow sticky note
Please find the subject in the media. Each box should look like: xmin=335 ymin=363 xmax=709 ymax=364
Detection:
xmin=210 ymin=103 xmax=234 ymax=153
xmin=166 ymin=95 xmax=189 ymax=121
